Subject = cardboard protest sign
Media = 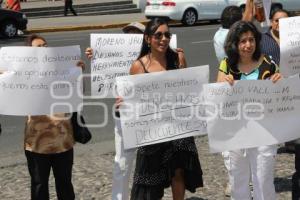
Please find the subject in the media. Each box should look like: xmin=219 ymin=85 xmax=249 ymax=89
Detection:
xmin=203 ymin=76 xmax=300 ymax=152
xmin=116 ymin=65 xmax=209 ymax=149
xmin=0 ymin=46 xmax=82 ymax=115
xmin=90 ymin=34 xmax=177 ymax=98
xmin=280 ymin=16 xmax=300 ymax=77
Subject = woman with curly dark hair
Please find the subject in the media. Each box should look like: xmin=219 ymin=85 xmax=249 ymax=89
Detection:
xmin=217 ymin=21 xmax=281 ymax=200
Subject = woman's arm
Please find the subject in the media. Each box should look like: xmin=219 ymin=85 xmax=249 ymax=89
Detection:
xmin=217 ymin=71 xmax=234 ymax=85
xmin=270 ymin=73 xmax=282 ymax=83
xmin=243 ymin=0 xmax=255 ymax=22
xmin=177 ymin=49 xmax=187 ymax=68
xmin=76 ymin=60 xmax=85 ymax=70
xmin=217 ymin=59 xmax=234 ymax=85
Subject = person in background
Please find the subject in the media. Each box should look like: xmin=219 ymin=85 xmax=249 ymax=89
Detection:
xmin=213 ymin=6 xmax=243 ymax=63
xmin=5 ymin=0 xmax=21 ymax=11
xmin=85 ymin=22 xmax=145 ymax=200
xmin=242 ymin=0 xmax=269 ymax=33
xmin=64 ymin=0 xmax=77 ymax=16
xmin=24 ymin=34 xmax=84 ymax=200
xmin=129 ymin=18 xmax=203 ymax=200
xmin=260 ymin=9 xmax=289 ymax=65
xmin=259 ymin=8 xmax=300 ymax=200
xmin=218 ymin=21 xmax=281 ymax=200
xmin=246 ymin=6 xmax=300 ymax=199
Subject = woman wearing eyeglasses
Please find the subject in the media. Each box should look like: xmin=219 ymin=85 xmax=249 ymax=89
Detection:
xmin=128 ymin=18 xmax=203 ymax=200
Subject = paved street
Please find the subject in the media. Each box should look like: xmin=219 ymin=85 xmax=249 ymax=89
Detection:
xmin=0 ymin=137 xmax=295 ymax=199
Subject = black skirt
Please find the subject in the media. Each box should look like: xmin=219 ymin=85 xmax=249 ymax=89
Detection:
xmin=130 ymin=137 xmax=203 ymax=200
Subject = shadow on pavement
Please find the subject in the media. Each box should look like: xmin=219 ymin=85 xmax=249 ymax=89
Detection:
xmin=278 ymin=146 xmax=295 ymax=154
xmin=275 ymin=176 xmax=292 ymax=193
xmin=186 ymin=197 xmax=208 ymax=200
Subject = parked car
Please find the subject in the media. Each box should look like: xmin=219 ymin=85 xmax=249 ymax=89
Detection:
xmin=145 ymin=0 xmax=300 ymax=26
xmin=0 ymin=8 xmax=28 ymax=38
xmin=273 ymin=0 xmax=300 ymax=12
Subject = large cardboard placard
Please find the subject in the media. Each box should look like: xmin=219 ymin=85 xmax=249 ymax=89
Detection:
xmin=116 ymin=66 xmax=209 ymax=149
xmin=203 ymin=76 xmax=300 ymax=153
xmin=0 ymin=46 xmax=82 ymax=115
xmin=280 ymin=16 xmax=300 ymax=77
xmin=90 ymin=34 xmax=177 ymax=98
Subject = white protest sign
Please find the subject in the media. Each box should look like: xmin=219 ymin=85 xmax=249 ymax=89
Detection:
xmin=90 ymin=33 xmax=177 ymax=98
xmin=116 ymin=66 xmax=209 ymax=149
xmin=280 ymin=16 xmax=300 ymax=77
xmin=0 ymin=46 xmax=82 ymax=115
xmin=203 ymin=77 xmax=300 ymax=153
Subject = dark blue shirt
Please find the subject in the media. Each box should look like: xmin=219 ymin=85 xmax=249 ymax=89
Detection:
xmin=260 ymin=29 xmax=280 ymax=65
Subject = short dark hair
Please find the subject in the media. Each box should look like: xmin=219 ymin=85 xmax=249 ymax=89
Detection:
xmin=220 ymin=6 xmax=243 ymax=29
xmin=225 ymin=21 xmax=261 ymax=70
xmin=270 ymin=8 xmax=290 ymax=20
xmin=26 ymin=34 xmax=46 ymax=46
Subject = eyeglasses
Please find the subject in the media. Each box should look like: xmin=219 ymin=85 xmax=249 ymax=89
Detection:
xmin=152 ymin=31 xmax=172 ymax=40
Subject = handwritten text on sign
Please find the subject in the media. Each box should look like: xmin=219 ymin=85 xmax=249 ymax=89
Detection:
xmin=0 ymin=46 xmax=82 ymax=115
xmin=280 ymin=16 xmax=300 ymax=77
xmin=116 ymin=66 xmax=209 ymax=149
xmin=90 ymin=34 xmax=177 ymax=98
xmin=203 ymin=76 xmax=300 ymax=153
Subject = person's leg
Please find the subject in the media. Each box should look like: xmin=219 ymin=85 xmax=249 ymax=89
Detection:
xmin=249 ymin=145 xmax=277 ymax=200
xmin=112 ymin=117 xmax=136 ymax=200
xmin=222 ymin=151 xmax=232 ymax=197
xmin=171 ymin=168 xmax=185 ymax=200
xmin=52 ymin=149 xmax=75 ymax=200
xmin=64 ymin=0 xmax=71 ymax=16
xmin=292 ymin=143 xmax=300 ymax=200
xmin=25 ymin=150 xmax=51 ymax=200
xmin=228 ymin=150 xmax=251 ymax=200
xmin=69 ymin=1 xmax=77 ymax=16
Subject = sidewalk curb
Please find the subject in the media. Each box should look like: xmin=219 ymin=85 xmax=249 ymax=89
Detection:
xmin=24 ymin=20 xmax=180 ymax=34
xmin=25 ymin=21 xmax=149 ymax=34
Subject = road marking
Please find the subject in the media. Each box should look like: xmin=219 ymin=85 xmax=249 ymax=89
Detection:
xmin=195 ymin=27 xmax=219 ymax=31
xmin=192 ymin=40 xmax=213 ymax=44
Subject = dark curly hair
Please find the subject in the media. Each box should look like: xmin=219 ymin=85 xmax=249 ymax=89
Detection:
xmin=224 ymin=21 xmax=261 ymax=71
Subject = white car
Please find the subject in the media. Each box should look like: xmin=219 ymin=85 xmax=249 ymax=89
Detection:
xmin=145 ymin=0 xmax=300 ymax=26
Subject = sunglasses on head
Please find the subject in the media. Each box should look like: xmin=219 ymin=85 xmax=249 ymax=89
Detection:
xmin=152 ymin=31 xmax=172 ymax=40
